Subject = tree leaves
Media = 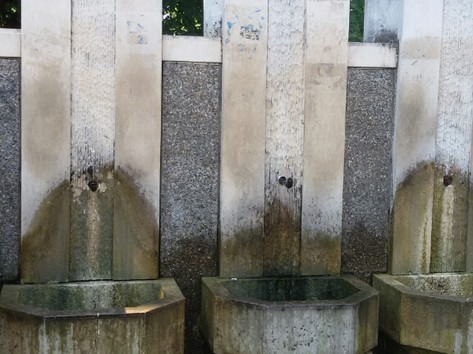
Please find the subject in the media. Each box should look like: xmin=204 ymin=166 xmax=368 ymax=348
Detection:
xmin=0 ymin=0 xmax=20 ymax=29
xmin=349 ymin=0 xmax=364 ymax=42
xmin=163 ymin=0 xmax=203 ymax=36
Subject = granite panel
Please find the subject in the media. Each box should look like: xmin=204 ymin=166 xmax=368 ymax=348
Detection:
xmin=161 ymin=62 xmax=221 ymax=354
xmin=342 ymin=68 xmax=396 ymax=283
xmin=0 ymin=58 xmax=20 ymax=281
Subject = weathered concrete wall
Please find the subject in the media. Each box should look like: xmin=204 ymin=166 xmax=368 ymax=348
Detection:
xmin=0 ymin=59 xmax=20 ymax=281
xmin=160 ymin=62 xmax=220 ymax=354
xmin=342 ymin=68 xmax=396 ymax=282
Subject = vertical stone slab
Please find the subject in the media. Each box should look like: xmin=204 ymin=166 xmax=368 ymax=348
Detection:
xmin=263 ymin=0 xmax=305 ymax=276
xmin=114 ymin=0 xmax=162 ymax=279
xmin=70 ymin=0 xmax=116 ymax=281
xmin=21 ymin=0 xmax=71 ymax=283
xmin=431 ymin=0 xmax=473 ymax=273
xmin=301 ymin=0 xmax=350 ymax=275
xmin=363 ymin=0 xmax=401 ymax=43
xmin=204 ymin=0 xmax=223 ymax=38
xmin=219 ymin=0 xmax=268 ymax=277
xmin=0 ymin=59 xmax=20 ymax=281
xmin=391 ymin=0 xmax=443 ymax=274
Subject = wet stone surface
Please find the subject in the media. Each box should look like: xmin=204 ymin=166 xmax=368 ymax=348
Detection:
xmin=222 ymin=277 xmax=359 ymax=302
xmin=16 ymin=281 xmax=164 ymax=311
xmin=0 ymin=59 xmax=20 ymax=281
xmin=342 ymin=68 xmax=396 ymax=283
xmin=160 ymin=62 xmax=221 ymax=354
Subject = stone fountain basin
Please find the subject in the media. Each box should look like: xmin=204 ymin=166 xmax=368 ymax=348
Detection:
xmin=373 ymin=273 xmax=473 ymax=353
xmin=201 ymin=276 xmax=378 ymax=354
xmin=0 ymin=279 xmax=184 ymax=353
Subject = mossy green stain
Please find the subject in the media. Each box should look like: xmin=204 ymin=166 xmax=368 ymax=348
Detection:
xmin=220 ymin=227 xmax=263 ymax=277
xmin=430 ymin=166 xmax=469 ymax=272
xmin=21 ymin=181 xmax=70 ymax=284
xmin=391 ymin=163 xmax=434 ymax=274
xmin=70 ymin=166 xmax=115 ymax=281
xmin=391 ymin=162 xmax=470 ymax=274
xmin=301 ymin=231 xmax=341 ymax=276
xmin=21 ymin=168 xmax=160 ymax=283
xmin=264 ymin=196 xmax=301 ymax=276
xmin=222 ymin=277 xmax=359 ymax=302
xmin=113 ymin=168 xmax=159 ymax=280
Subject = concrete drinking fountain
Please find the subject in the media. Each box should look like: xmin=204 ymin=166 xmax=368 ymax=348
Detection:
xmin=0 ymin=279 xmax=184 ymax=353
xmin=373 ymin=167 xmax=473 ymax=354
xmin=0 ymin=1 xmax=184 ymax=353
xmin=201 ymin=276 xmax=378 ymax=354
xmin=0 ymin=174 xmax=185 ymax=354
xmin=374 ymin=273 xmax=473 ymax=353
xmin=200 ymin=1 xmax=378 ymax=353
xmin=366 ymin=0 xmax=473 ymax=353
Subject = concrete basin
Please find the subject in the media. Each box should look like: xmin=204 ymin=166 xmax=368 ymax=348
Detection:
xmin=201 ymin=276 xmax=378 ymax=354
xmin=0 ymin=279 xmax=184 ymax=353
xmin=373 ymin=273 xmax=473 ymax=353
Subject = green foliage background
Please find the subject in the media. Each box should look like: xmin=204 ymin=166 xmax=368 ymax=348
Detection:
xmin=0 ymin=0 xmax=20 ymax=28
xmin=349 ymin=0 xmax=364 ymax=42
xmin=0 ymin=0 xmax=363 ymax=40
xmin=163 ymin=0 xmax=203 ymax=35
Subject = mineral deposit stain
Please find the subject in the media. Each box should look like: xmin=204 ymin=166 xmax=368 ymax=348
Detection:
xmin=391 ymin=163 xmax=434 ymax=274
xmin=391 ymin=162 xmax=470 ymax=274
xmin=21 ymin=168 xmax=159 ymax=283
xmin=264 ymin=197 xmax=301 ymax=276
xmin=113 ymin=168 xmax=158 ymax=280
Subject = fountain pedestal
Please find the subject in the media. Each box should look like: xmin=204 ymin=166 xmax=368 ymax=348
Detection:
xmin=0 ymin=279 xmax=184 ymax=353
xmin=201 ymin=276 xmax=378 ymax=354
xmin=374 ymin=273 xmax=473 ymax=353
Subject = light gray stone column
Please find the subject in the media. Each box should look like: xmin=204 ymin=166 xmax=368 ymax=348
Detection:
xmin=390 ymin=0 xmax=443 ymax=274
xmin=21 ymin=0 xmax=71 ymax=283
xmin=219 ymin=0 xmax=268 ymax=277
xmin=432 ymin=0 xmax=473 ymax=273
xmin=301 ymin=0 xmax=350 ymax=275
